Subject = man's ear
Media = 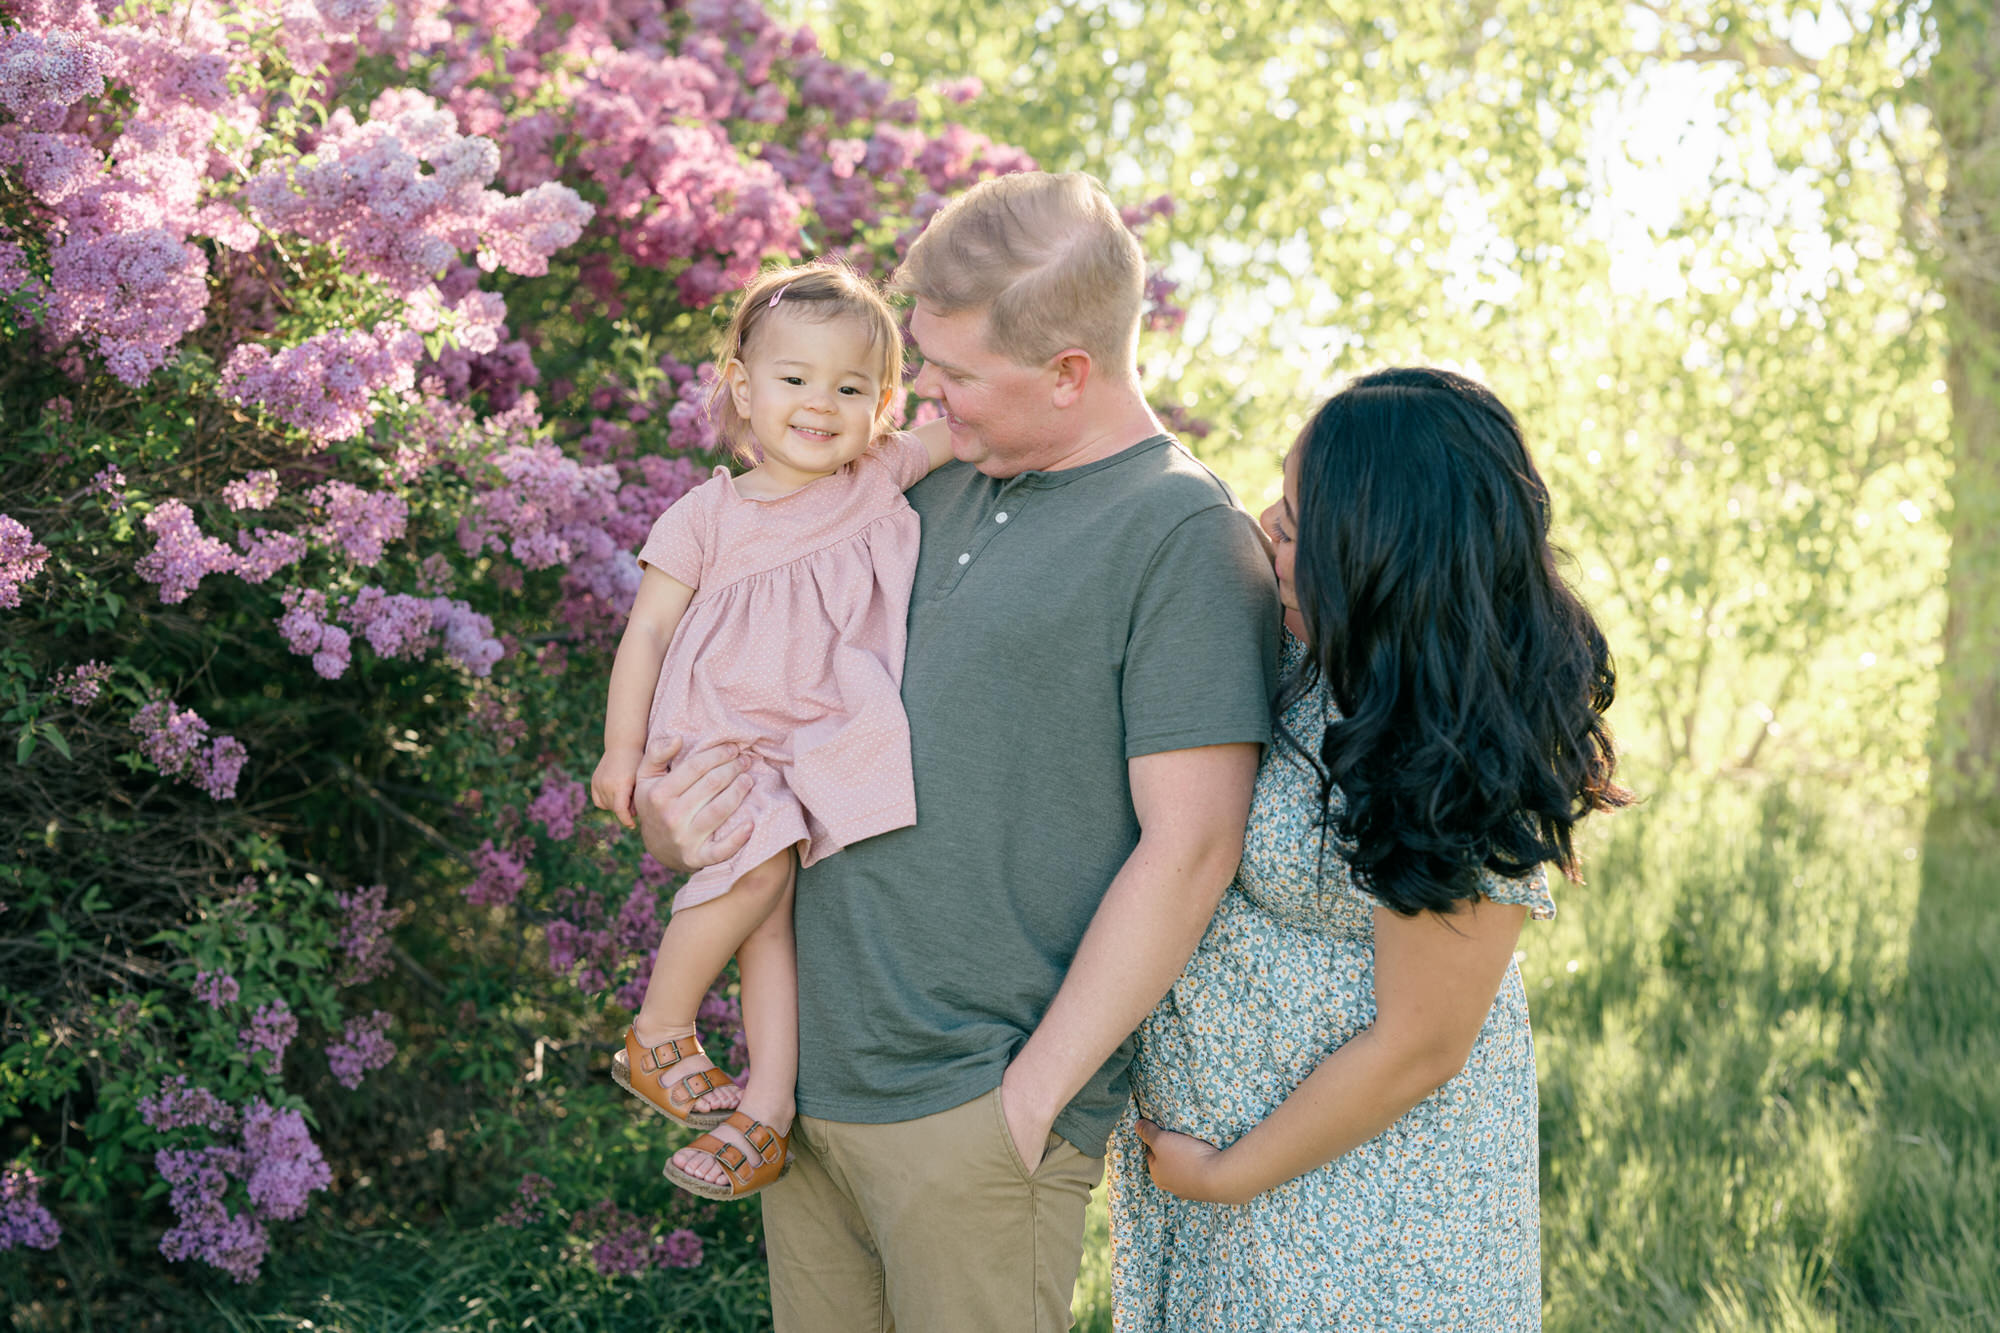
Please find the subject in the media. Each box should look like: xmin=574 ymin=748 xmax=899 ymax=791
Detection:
xmin=724 ymin=358 xmax=752 ymax=416
xmin=1050 ymin=347 xmax=1092 ymax=407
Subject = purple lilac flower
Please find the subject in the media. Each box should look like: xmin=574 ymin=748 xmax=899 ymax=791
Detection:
xmin=0 ymin=1165 xmax=61 ymax=1252
xmin=464 ymin=839 xmax=527 ymax=908
xmin=276 ymin=587 xmax=352 ymax=679
xmin=134 ymin=500 xmax=236 ymax=603
xmin=156 ymin=1146 xmax=265 ymax=1282
xmin=231 ymin=528 xmax=306 ymax=583
xmin=237 ymin=1000 xmax=297 ymax=1075
xmin=193 ymin=969 xmax=240 ymax=1008
xmin=526 ymin=768 xmax=586 ymax=840
xmin=325 ymin=1010 xmax=396 ymax=1090
xmin=654 ymin=1227 xmax=703 ymax=1269
xmin=130 ymin=699 xmax=247 ymax=799
xmin=139 ymin=1076 xmax=238 ymax=1134
xmin=0 ymin=514 xmax=51 ymax=609
xmin=238 ymin=1100 xmax=331 ymax=1220
xmin=88 ymin=464 xmax=125 ymax=508
xmin=58 ymin=660 xmax=111 ymax=705
xmin=335 ymin=883 xmax=406 ymax=985
xmin=222 ymin=469 xmax=279 ymax=511
xmin=496 ymin=1172 xmax=552 ymax=1227
xmin=309 ymin=481 xmax=407 ymax=565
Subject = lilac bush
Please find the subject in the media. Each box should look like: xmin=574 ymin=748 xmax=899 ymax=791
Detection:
xmin=0 ymin=0 xmax=1184 ymax=1298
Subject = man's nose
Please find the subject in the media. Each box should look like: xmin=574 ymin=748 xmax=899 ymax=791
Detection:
xmin=912 ymin=363 xmax=939 ymax=398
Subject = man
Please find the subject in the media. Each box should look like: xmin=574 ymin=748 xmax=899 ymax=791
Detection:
xmin=635 ymin=171 xmax=1278 ymax=1331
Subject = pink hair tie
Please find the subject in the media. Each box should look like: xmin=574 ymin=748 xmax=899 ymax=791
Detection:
xmin=768 ymin=282 xmax=792 ymax=309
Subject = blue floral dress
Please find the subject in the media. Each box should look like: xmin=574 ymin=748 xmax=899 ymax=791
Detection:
xmin=1108 ymin=633 xmax=1556 ymax=1332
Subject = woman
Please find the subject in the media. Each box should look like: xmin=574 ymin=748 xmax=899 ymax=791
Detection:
xmin=1109 ymin=367 xmax=1630 ymax=1331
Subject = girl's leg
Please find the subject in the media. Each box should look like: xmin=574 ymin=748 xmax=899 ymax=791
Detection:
xmin=671 ymin=853 xmax=799 ymax=1186
xmin=634 ymin=848 xmax=795 ymax=1117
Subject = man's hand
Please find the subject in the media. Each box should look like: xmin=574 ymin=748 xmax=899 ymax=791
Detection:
xmin=1133 ymin=1119 xmax=1245 ymax=1205
xmin=998 ymin=1066 xmax=1059 ymax=1178
xmin=631 ymin=736 xmax=755 ymax=873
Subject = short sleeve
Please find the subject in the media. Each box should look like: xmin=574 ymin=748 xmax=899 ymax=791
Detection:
xmin=1121 ymin=504 xmax=1282 ymax=757
xmin=637 ymin=484 xmax=711 ymax=588
xmin=1479 ymin=861 xmax=1557 ymax=921
xmin=866 ymin=431 xmax=932 ymax=491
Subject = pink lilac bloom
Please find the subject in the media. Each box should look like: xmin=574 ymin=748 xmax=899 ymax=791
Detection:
xmin=193 ymin=969 xmax=240 ymax=1008
xmin=45 ymin=225 xmax=210 ymax=387
xmin=231 ymin=529 xmax=307 ymax=584
xmin=193 ymin=735 xmax=247 ymax=800
xmin=0 ymin=29 xmax=111 ymax=124
xmin=276 ymin=587 xmax=353 ymax=679
xmin=654 ymin=1227 xmax=703 ymax=1269
xmin=309 ymin=481 xmax=408 ymax=565
xmin=0 ymin=1165 xmax=61 ymax=1252
xmin=464 ymin=838 xmax=527 ymax=908
xmin=220 ymin=325 xmax=424 ymax=446
xmin=135 ymin=500 xmax=236 ymax=603
xmin=496 ymin=1172 xmax=552 ymax=1228
xmin=0 ymin=515 xmax=50 ymax=608
xmin=58 ymin=660 xmax=112 ymax=705
xmin=237 ymin=1000 xmax=298 ymax=1075
xmin=933 ymin=75 xmax=982 ymax=104
xmin=526 ymin=768 xmax=586 ymax=840
xmin=339 ymin=586 xmax=435 ymax=658
xmin=88 ymin=464 xmax=125 ymax=508
xmin=334 ymin=883 xmax=406 ymax=985
xmin=325 ymin=1010 xmax=396 ymax=1090
xmin=222 ymin=470 xmax=279 ymax=511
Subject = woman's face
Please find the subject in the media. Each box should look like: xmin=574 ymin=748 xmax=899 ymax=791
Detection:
xmin=1258 ymin=444 xmax=1303 ymax=633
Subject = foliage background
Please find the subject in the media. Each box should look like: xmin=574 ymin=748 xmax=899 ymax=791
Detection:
xmin=3 ymin=0 xmax=1995 ymax=1329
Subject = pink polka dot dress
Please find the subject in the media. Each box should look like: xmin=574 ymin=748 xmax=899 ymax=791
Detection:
xmin=638 ymin=432 xmax=926 ymax=913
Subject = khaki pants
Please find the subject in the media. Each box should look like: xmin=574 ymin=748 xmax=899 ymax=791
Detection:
xmin=763 ymin=1088 xmax=1104 ymax=1333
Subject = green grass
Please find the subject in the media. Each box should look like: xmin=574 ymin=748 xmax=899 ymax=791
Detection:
xmin=15 ymin=784 xmax=1995 ymax=1331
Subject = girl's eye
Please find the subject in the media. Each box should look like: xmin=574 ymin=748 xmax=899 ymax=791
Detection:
xmin=839 ymin=385 xmax=862 ymax=396
xmin=781 ymin=376 xmax=804 ymax=385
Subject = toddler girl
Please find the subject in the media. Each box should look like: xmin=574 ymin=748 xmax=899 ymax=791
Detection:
xmin=592 ymin=262 xmax=950 ymax=1200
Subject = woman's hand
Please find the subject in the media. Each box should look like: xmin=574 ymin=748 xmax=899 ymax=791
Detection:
xmin=1133 ymin=1119 xmax=1246 ymax=1205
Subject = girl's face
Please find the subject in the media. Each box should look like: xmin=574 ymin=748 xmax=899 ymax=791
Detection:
xmin=725 ymin=310 xmax=891 ymax=486
xmin=1259 ymin=443 xmax=1303 ymax=634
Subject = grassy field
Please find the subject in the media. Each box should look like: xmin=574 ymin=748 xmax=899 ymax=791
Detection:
xmin=19 ymin=783 xmax=1994 ymax=1331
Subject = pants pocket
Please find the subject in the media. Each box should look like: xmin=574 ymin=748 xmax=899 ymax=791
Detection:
xmin=987 ymin=1086 xmax=1055 ymax=1185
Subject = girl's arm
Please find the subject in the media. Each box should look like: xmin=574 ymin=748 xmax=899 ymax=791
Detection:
xmin=910 ymin=417 xmax=955 ymax=475
xmin=1135 ymin=896 xmax=1527 ymax=1205
xmin=592 ymin=567 xmax=696 ymax=828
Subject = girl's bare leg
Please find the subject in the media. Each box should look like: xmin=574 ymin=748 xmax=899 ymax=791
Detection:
xmin=670 ymin=855 xmax=798 ymax=1186
xmin=633 ymin=848 xmax=794 ymax=1117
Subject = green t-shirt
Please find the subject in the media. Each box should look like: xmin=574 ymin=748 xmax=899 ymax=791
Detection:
xmin=793 ymin=434 xmax=1281 ymax=1154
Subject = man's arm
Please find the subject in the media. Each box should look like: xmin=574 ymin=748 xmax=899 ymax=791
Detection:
xmin=998 ymin=741 xmax=1260 ymax=1167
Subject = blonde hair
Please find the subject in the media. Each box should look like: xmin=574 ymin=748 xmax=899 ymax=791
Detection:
xmin=709 ymin=260 xmax=905 ymax=461
xmin=891 ymin=172 xmax=1144 ymax=371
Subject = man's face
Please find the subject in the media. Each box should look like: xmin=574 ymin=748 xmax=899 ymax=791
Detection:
xmin=907 ymin=303 xmax=1054 ymax=477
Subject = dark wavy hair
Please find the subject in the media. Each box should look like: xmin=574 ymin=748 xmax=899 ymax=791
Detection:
xmin=1283 ymin=366 xmax=1632 ymax=915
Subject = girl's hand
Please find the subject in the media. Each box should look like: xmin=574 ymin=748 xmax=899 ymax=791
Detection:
xmin=591 ymin=751 xmax=640 ymax=828
xmin=1133 ymin=1119 xmax=1246 ymax=1205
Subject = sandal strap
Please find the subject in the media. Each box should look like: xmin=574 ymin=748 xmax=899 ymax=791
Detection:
xmin=688 ymin=1113 xmax=788 ymax=1193
xmin=671 ymin=1066 xmax=730 ymax=1105
xmin=638 ymin=1034 xmax=703 ymax=1073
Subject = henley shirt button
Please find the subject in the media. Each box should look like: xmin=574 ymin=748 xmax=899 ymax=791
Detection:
xmin=957 ymin=552 xmax=971 ymax=565
xmin=995 ymin=511 xmax=1010 ymax=523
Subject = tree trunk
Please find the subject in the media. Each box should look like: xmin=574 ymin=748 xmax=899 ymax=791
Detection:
xmin=1926 ymin=0 xmax=2000 ymax=851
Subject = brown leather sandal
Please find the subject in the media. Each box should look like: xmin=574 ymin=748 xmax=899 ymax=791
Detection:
xmin=661 ymin=1110 xmax=793 ymax=1201
xmin=610 ymin=1028 xmax=737 ymax=1133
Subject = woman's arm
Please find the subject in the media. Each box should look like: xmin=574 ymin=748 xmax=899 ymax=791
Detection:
xmin=591 ymin=567 xmax=695 ymax=828
xmin=1136 ymin=896 xmax=1527 ymax=1205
